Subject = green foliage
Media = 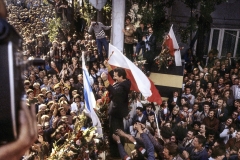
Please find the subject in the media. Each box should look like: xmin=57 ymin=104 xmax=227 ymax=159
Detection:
xmin=137 ymin=0 xmax=175 ymax=43
xmin=48 ymin=18 xmax=61 ymax=42
xmin=178 ymin=0 xmax=226 ymax=44
xmin=80 ymin=0 xmax=97 ymax=24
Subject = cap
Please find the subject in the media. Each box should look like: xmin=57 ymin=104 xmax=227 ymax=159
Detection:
xmin=74 ymin=94 xmax=80 ymax=99
xmin=54 ymin=84 xmax=60 ymax=90
xmin=39 ymin=104 xmax=47 ymax=110
xmin=26 ymin=89 xmax=33 ymax=95
xmin=33 ymin=82 xmax=40 ymax=87
xmin=24 ymin=80 xmax=30 ymax=84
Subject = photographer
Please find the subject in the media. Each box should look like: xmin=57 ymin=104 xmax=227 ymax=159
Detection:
xmin=88 ymin=18 xmax=111 ymax=62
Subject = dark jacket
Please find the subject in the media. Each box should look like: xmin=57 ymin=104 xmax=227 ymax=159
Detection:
xmin=144 ymin=34 xmax=157 ymax=61
xmin=215 ymin=107 xmax=228 ymax=122
xmin=107 ymin=79 xmax=131 ymax=118
xmin=186 ymin=147 xmax=208 ymax=160
xmin=145 ymin=34 xmax=156 ymax=52
xmin=132 ymin=114 xmax=148 ymax=125
xmin=135 ymin=26 xmax=147 ymax=42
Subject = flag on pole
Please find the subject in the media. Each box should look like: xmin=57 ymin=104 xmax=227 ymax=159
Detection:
xmin=82 ymin=54 xmax=102 ymax=136
xmin=108 ymin=44 xmax=162 ymax=104
xmin=164 ymin=25 xmax=182 ymax=66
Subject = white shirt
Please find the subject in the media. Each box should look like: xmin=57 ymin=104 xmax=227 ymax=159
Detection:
xmin=145 ymin=34 xmax=152 ymax=50
xmin=219 ymin=128 xmax=236 ymax=144
xmin=138 ymin=114 xmax=144 ymax=122
xmin=71 ymin=102 xmax=84 ymax=114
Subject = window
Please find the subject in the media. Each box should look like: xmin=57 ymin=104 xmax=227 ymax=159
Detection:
xmin=208 ymin=28 xmax=240 ymax=58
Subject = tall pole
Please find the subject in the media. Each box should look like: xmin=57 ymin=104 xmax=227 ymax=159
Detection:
xmin=111 ymin=0 xmax=125 ymax=52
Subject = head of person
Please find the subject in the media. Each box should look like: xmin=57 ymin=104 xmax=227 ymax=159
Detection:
xmin=163 ymin=142 xmax=179 ymax=159
xmin=125 ymin=16 xmax=131 ymax=24
xmin=113 ymin=67 xmax=127 ymax=82
xmin=206 ymin=130 xmax=215 ymax=143
xmin=148 ymin=27 xmax=153 ymax=35
xmin=181 ymin=97 xmax=188 ymax=105
xmin=160 ymin=126 xmax=172 ymax=143
xmin=211 ymin=146 xmax=226 ymax=160
xmin=200 ymin=124 xmax=206 ymax=133
xmin=186 ymin=130 xmax=195 ymax=140
xmin=236 ymin=130 xmax=240 ymax=140
xmin=192 ymin=121 xmax=201 ymax=132
xmin=136 ymin=107 xmax=144 ymax=116
xmin=193 ymin=135 xmax=206 ymax=149
xmin=203 ymin=102 xmax=211 ymax=112
xmin=172 ymin=106 xmax=180 ymax=115
xmin=217 ymin=98 xmax=224 ymax=108
xmin=208 ymin=110 xmax=215 ymax=119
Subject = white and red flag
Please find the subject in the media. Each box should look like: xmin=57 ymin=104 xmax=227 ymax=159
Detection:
xmin=164 ymin=25 xmax=182 ymax=66
xmin=108 ymin=44 xmax=162 ymax=104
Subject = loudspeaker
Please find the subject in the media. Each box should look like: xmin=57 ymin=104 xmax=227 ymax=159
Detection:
xmin=0 ymin=18 xmax=23 ymax=144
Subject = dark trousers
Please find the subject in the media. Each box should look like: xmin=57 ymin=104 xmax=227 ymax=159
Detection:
xmin=124 ymin=43 xmax=134 ymax=61
xmin=135 ymin=42 xmax=145 ymax=56
xmin=96 ymin=37 xmax=109 ymax=62
xmin=144 ymin=50 xmax=155 ymax=71
xmin=109 ymin=116 xmax=125 ymax=158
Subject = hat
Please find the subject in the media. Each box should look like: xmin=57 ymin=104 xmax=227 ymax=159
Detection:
xmin=24 ymin=80 xmax=30 ymax=84
xmin=61 ymin=41 xmax=66 ymax=45
xmin=26 ymin=89 xmax=33 ymax=94
xmin=37 ymin=94 xmax=44 ymax=98
xmin=52 ymin=40 xmax=58 ymax=44
xmin=63 ymin=86 xmax=69 ymax=91
xmin=54 ymin=84 xmax=60 ymax=90
xmin=73 ymin=33 xmax=77 ymax=37
xmin=74 ymin=94 xmax=80 ymax=99
xmin=39 ymin=104 xmax=47 ymax=110
xmin=33 ymin=82 xmax=40 ymax=87
xmin=46 ymin=90 xmax=52 ymax=95
xmin=47 ymin=101 xmax=54 ymax=107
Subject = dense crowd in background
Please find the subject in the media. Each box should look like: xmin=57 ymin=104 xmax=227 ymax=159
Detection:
xmin=4 ymin=0 xmax=240 ymax=160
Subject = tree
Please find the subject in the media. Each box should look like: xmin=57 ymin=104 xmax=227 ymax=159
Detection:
xmin=137 ymin=0 xmax=175 ymax=43
xmin=180 ymin=0 xmax=226 ymax=60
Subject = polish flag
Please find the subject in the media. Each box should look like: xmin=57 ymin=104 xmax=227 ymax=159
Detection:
xmin=108 ymin=44 xmax=162 ymax=104
xmin=163 ymin=25 xmax=182 ymax=66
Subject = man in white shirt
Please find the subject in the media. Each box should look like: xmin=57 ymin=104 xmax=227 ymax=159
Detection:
xmin=70 ymin=94 xmax=84 ymax=115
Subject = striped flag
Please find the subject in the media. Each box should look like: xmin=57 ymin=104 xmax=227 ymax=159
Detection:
xmin=82 ymin=54 xmax=102 ymax=136
xmin=164 ymin=25 xmax=182 ymax=66
xmin=108 ymin=44 xmax=162 ymax=104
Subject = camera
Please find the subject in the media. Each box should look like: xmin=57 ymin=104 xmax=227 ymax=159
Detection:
xmin=0 ymin=18 xmax=45 ymax=144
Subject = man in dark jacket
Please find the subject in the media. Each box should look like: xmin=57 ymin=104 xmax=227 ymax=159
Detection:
xmin=101 ymin=62 xmax=131 ymax=158
xmin=135 ymin=21 xmax=147 ymax=58
xmin=143 ymin=27 xmax=156 ymax=73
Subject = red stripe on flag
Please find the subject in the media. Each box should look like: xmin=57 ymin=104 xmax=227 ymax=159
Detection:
xmin=164 ymin=35 xmax=174 ymax=56
xmin=147 ymin=79 xmax=162 ymax=105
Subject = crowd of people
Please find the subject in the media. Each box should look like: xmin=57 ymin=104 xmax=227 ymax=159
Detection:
xmin=2 ymin=0 xmax=240 ymax=160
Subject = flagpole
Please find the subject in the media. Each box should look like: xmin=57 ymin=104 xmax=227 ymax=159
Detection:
xmin=106 ymin=50 xmax=114 ymax=61
xmin=155 ymin=113 xmax=160 ymax=138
